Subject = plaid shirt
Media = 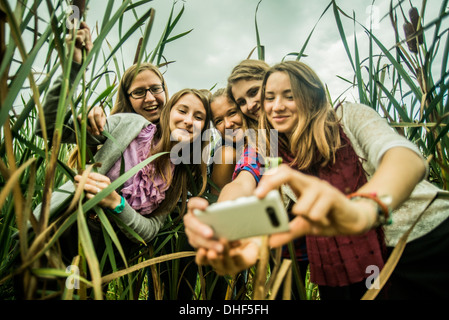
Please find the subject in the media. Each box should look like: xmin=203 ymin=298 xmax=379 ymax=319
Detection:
xmin=232 ymin=145 xmax=262 ymax=183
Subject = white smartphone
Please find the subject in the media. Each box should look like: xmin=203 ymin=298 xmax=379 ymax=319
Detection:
xmin=193 ymin=190 xmax=289 ymax=241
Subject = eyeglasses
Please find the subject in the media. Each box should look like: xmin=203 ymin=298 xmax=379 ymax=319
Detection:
xmin=128 ymin=84 xmax=165 ymax=99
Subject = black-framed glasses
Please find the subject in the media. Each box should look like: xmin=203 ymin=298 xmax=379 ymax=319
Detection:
xmin=128 ymin=84 xmax=165 ymax=99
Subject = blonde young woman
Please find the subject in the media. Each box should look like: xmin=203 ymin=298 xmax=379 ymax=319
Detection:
xmin=65 ymin=61 xmax=169 ymax=169
xmin=40 ymin=22 xmax=168 ymax=169
xmin=184 ymin=60 xmax=449 ymax=300
xmin=82 ymin=60 xmax=168 ymax=135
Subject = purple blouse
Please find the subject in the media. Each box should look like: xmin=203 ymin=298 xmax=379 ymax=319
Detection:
xmin=106 ymin=124 xmax=174 ymax=215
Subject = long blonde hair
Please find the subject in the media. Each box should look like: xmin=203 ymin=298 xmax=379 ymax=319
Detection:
xmin=260 ymin=61 xmax=341 ymax=170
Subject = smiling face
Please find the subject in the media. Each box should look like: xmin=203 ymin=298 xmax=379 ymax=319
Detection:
xmin=169 ymin=93 xmax=207 ymax=143
xmin=127 ymin=69 xmax=166 ymax=123
xmin=211 ymin=95 xmax=245 ymax=144
xmin=264 ymin=71 xmax=299 ymax=135
xmin=231 ymin=79 xmax=262 ymax=120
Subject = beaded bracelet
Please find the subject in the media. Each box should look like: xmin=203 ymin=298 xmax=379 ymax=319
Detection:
xmin=347 ymin=192 xmax=393 ymax=227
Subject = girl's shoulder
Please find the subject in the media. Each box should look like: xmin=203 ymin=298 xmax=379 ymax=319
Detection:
xmin=107 ymin=112 xmax=151 ymax=125
xmin=101 ymin=113 xmax=155 ymax=148
xmin=105 ymin=113 xmax=153 ymax=133
xmin=336 ymin=102 xmax=383 ymax=123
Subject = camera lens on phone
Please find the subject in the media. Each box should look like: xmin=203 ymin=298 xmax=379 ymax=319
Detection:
xmin=266 ymin=206 xmax=280 ymax=227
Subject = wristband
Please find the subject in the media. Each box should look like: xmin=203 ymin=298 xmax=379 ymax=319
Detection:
xmin=347 ymin=192 xmax=393 ymax=227
xmin=112 ymin=196 xmax=125 ymax=214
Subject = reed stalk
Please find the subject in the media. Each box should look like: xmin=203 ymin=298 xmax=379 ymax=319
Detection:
xmin=0 ymin=0 xmax=447 ymax=300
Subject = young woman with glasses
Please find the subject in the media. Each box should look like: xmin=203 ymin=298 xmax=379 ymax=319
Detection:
xmin=34 ymin=22 xmax=211 ymax=271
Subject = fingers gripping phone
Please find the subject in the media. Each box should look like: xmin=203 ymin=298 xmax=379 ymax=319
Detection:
xmin=193 ymin=190 xmax=289 ymax=241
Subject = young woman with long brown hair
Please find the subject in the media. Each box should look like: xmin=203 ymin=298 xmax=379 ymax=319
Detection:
xmin=34 ymin=22 xmax=211 ymax=267
xmin=184 ymin=60 xmax=449 ymax=300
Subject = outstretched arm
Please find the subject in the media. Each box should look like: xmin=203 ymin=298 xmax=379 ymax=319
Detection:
xmin=75 ymin=172 xmax=167 ymax=244
xmin=256 ymin=147 xmax=426 ymax=248
xmin=356 ymin=147 xmax=426 ymax=208
xmin=187 ymin=145 xmax=427 ymax=276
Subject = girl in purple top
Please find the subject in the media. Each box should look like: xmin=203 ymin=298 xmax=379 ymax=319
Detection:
xmin=66 ymin=23 xmax=210 ymax=225
xmin=39 ymin=23 xmax=211 ymax=253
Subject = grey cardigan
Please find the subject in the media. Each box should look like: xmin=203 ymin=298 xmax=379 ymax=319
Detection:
xmin=34 ymin=64 xmax=167 ymax=244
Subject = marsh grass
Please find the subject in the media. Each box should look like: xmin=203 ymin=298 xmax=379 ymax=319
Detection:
xmin=329 ymin=0 xmax=449 ymax=189
xmin=0 ymin=0 xmax=447 ymax=300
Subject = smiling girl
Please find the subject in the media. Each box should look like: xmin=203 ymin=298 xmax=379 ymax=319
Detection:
xmin=184 ymin=60 xmax=449 ymax=300
xmin=208 ymin=88 xmax=248 ymax=195
xmin=226 ymin=59 xmax=269 ymax=130
xmin=112 ymin=63 xmax=168 ymax=124
xmin=36 ymin=76 xmax=210 ymax=266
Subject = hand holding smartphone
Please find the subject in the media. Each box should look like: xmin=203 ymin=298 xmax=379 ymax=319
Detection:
xmin=193 ymin=190 xmax=289 ymax=241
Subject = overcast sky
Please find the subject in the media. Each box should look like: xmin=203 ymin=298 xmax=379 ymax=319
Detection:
xmin=142 ymin=0 xmax=385 ymax=100
xmin=19 ymin=0 xmax=443 ymax=106
xmin=93 ymin=0 xmax=397 ymax=101
xmin=86 ymin=0 xmax=436 ymax=103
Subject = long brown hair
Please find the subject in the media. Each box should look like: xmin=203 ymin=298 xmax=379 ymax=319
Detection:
xmin=260 ymin=61 xmax=341 ymax=170
xmin=150 ymin=88 xmax=211 ymax=215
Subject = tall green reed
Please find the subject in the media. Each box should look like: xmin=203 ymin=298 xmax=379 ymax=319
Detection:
xmin=329 ymin=0 xmax=448 ymax=189
xmin=252 ymin=0 xmax=448 ymax=300
xmin=0 ymin=0 xmax=202 ymax=300
xmin=1 ymin=0 xmax=447 ymax=301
